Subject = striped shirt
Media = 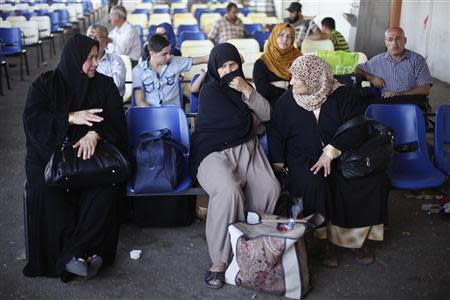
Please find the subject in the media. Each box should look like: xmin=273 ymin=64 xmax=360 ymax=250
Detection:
xmin=208 ymin=15 xmax=245 ymax=44
xmin=357 ymin=49 xmax=432 ymax=94
xmin=329 ymin=30 xmax=349 ymax=51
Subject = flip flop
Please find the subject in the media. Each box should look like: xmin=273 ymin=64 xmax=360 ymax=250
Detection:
xmin=86 ymin=255 xmax=103 ymax=279
xmin=350 ymin=247 xmax=375 ymax=265
xmin=204 ymin=270 xmax=225 ymax=289
xmin=65 ymin=257 xmax=88 ymax=277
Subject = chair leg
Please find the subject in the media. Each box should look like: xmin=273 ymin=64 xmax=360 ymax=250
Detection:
xmin=39 ymin=42 xmax=45 ymax=63
xmin=4 ymin=63 xmax=10 ymax=89
xmin=24 ymin=51 xmax=30 ymax=76
xmin=36 ymin=46 xmax=40 ymax=68
xmin=23 ymin=183 xmax=29 ymax=261
xmin=19 ymin=54 xmax=24 ymax=81
xmin=0 ymin=64 xmax=3 ymax=96
xmin=51 ymin=36 xmax=56 ymax=56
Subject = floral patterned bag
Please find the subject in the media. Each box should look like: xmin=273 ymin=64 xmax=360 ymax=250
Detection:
xmin=225 ymin=213 xmax=324 ymax=299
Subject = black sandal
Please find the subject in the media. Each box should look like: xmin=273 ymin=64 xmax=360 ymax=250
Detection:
xmin=205 ymin=270 xmax=225 ymax=289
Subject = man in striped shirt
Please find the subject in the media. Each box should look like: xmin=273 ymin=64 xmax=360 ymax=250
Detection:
xmin=356 ymin=27 xmax=432 ymax=99
xmin=307 ymin=17 xmax=350 ymax=51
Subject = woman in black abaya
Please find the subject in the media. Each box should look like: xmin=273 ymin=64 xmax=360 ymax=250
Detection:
xmin=23 ymin=34 xmax=128 ymax=280
xmin=269 ymin=55 xmax=389 ymax=267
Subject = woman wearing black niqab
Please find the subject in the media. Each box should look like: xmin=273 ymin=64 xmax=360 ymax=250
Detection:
xmin=190 ymin=43 xmax=280 ymax=289
xmin=23 ymin=34 xmax=128 ymax=280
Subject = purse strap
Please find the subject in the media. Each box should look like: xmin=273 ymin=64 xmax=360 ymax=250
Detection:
xmin=333 ymin=115 xmax=376 ymax=138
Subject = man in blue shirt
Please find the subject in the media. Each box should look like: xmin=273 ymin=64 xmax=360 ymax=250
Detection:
xmin=133 ymin=34 xmax=208 ymax=107
xmin=356 ymin=27 xmax=432 ymax=99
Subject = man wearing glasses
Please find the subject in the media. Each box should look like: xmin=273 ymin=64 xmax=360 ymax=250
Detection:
xmin=87 ymin=24 xmax=126 ymax=97
xmin=356 ymin=27 xmax=432 ymax=100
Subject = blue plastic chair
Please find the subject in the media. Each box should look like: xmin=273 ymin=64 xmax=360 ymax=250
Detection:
xmin=34 ymin=9 xmax=49 ymax=16
xmin=177 ymin=31 xmax=206 ymax=47
xmin=173 ymin=8 xmax=188 ymax=14
xmin=214 ymin=8 xmax=226 ymax=16
xmin=194 ymin=8 xmax=211 ymax=22
xmin=365 ymin=104 xmax=445 ymax=189
xmin=0 ymin=27 xmax=29 ymax=80
xmin=434 ymin=104 xmax=450 ymax=175
xmin=125 ymin=106 xmax=192 ymax=194
xmin=55 ymin=9 xmax=71 ymax=27
xmin=245 ymin=23 xmax=263 ymax=35
xmin=132 ymin=8 xmax=151 ymax=18
xmin=134 ymin=25 xmax=145 ymax=47
xmin=189 ymin=73 xmax=200 ymax=113
xmin=45 ymin=11 xmax=61 ymax=32
xmin=153 ymin=8 xmax=169 ymax=14
xmin=177 ymin=24 xmax=200 ymax=36
xmin=252 ymin=30 xmax=271 ymax=51
xmin=1 ymin=12 xmax=14 ymax=20
xmin=240 ymin=8 xmax=255 ymax=16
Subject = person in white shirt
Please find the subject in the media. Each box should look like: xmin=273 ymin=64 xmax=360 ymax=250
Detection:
xmin=87 ymin=24 xmax=126 ymax=97
xmin=108 ymin=5 xmax=141 ymax=66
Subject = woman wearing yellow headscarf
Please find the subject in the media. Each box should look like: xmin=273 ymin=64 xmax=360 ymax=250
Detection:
xmin=253 ymin=23 xmax=302 ymax=106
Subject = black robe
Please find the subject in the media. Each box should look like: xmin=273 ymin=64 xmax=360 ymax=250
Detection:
xmin=269 ymin=86 xmax=389 ymax=228
xmin=253 ymin=58 xmax=287 ymax=107
xmin=22 ymin=34 xmax=128 ymax=278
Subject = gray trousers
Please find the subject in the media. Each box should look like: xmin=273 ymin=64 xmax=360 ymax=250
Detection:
xmin=197 ymin=136 xmax=281 ymax=265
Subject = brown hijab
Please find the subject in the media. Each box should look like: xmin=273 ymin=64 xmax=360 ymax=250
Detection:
xmin=260 ymin=23 xmax=302 ymax=81
xmin=289 ymin=55 xmax=342 ymax=111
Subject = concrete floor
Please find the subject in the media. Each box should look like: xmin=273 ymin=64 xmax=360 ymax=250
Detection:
xmin=0 ymin=24 xmax=449 ymax=300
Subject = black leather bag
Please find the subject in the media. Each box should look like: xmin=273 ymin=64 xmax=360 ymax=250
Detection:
xmin=45 ymin=139 xmax=130 ymax=189
xmin=334 ymin=116 xmax=394 ymax=178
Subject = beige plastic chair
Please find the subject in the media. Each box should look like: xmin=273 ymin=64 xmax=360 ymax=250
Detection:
xmin=8 ymin=20 xmax=44 ymax=67
xmin=173 ymin=13 xmax=198 ymax=29
xmin=301 ymin=39 xmax=334 ymax=55
xmin=171 ymin=3 xmax=187 ymax=12
xmin=6 ymin=16 xmax=27 ymax=23
xmin=31 ymin=16 xmax=55 ymax=57
xmin=119 ymin=54 xmax=133 ymax=103
xmin=153 ymin=4 xmax=170 ymax=10
xmin=0 ymin=4 xmax=15 ymax=12
xmin=200 ymin=13 xmax=221 ymax=34
xmin=227 ymin=38 xmax=260 ymax=54
xmin=135 ymin=3 xmax=153 ymax=10
xmin=241 ymin=51 xmax=262 ymax=80
xmin=180 ymin=40 xmax=214 ymax=82
xmin=0 ymin=19 xmax=11 ymax=28
xmin=48 ymin=3 xmax=66 ymax=12
xmin=356 ymin=52 xmax=368 ymax=64
xmin=128 ymin=13 xmax=148 ymax=27
xmin=148 ymin=13 xmax=172 ymax=26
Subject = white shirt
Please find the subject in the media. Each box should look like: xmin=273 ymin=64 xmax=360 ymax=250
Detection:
xmin=96 ymin=51 xmax=126 ymax=97
xmin=107 ymin=21 xmax=141 ymax=61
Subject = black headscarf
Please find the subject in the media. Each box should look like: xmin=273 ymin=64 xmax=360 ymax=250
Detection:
xmin=56 ymin=33 xmax=99 ymax=111
xmin=190 ymin=43 xmax=253 ymax=177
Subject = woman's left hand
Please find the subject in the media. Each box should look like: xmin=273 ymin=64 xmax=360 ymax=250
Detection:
xmin=311 ymin=152 xmax=332 ymax=177
xmin=73 ymin=131 xmax=100 ymax=160
xmin=229 ymin=76 xmax=253 ymax=98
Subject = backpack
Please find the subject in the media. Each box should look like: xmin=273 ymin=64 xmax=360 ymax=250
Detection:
xmin=133 ymin=129 xmax=186 ymax=193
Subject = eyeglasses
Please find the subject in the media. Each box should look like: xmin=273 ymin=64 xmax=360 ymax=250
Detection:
xmin=88 ymin=35 xmax=108 ymax=40
xmin=278 ymin=33 xmax=293 ymax=41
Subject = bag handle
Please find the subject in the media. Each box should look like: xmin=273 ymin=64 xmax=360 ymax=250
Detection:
xmin=333 ymin=115 xmax=377 ymax=138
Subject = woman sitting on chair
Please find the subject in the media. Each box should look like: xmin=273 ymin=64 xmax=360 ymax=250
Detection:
xmin=190 ymin=43 xmax=280 ymax=289
xmin=23 ymin=34 xmax=128 ymax=281
xmin=269 ymin=55 xmax=389 ymax=267
xmin=253 ymin=23 xmax=302 ymax=107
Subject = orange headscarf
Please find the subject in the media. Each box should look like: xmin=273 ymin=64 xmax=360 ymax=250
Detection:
xmin=260 ymin=23 xmax=302 ymax=81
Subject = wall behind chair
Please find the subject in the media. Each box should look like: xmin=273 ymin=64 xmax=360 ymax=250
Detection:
xmin=400 ymin=1 xmax=450 ymax=83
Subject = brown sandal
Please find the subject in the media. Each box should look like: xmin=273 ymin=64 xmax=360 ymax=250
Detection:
xmin=351 ymin=247 xmax=375 ymax=265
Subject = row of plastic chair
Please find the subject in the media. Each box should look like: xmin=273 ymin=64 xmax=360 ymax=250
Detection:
xmin=366 ymin=104 xmax=449 ymax=191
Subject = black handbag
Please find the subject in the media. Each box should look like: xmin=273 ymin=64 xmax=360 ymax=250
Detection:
xmin=334 ymin=116 xmax=394 ymax=178
xmin=45 ymin=139 xmax=130 ymax=189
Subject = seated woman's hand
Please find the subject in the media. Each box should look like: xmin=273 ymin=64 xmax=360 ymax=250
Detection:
xmin=69 ymin=108 xmax=104 ymax=126
xmin=229 ymin=76 xmax=253 ymax=98
xmin=73 ymin=131 xmax=100 ymax=160
xmin=311 ymin=152 xmax=332 ymax=177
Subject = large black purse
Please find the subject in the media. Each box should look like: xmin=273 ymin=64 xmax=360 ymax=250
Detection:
xmin=334 ymin=116 xmax=394 ymax=178
xmin=45 ymin=139 xmax=130 ymax=189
